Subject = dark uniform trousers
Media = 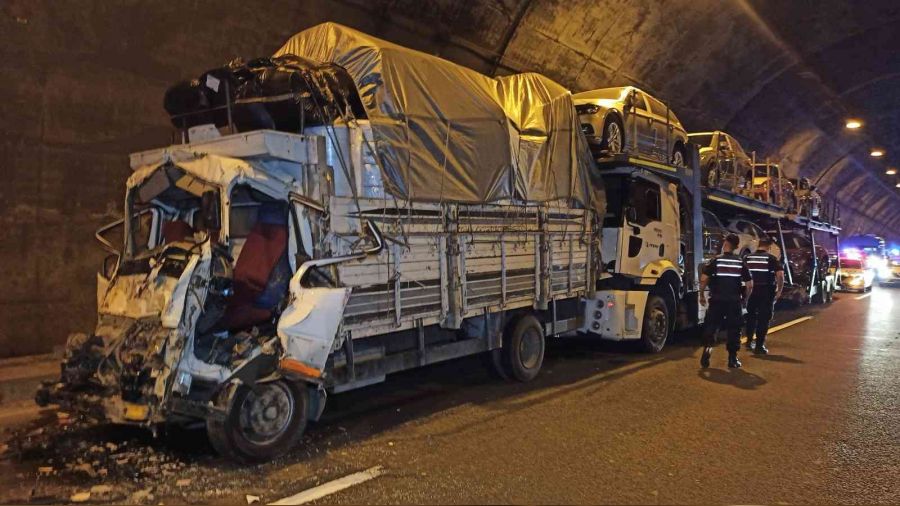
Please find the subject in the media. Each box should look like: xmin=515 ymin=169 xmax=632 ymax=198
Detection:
xmin=701 ymin=298 xmax=743 ymax=353
xmin=745 ymin=286 xmax=776 ymax=345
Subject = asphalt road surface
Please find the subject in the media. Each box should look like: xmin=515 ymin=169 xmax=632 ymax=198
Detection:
xmin=1 ymin=287 xmax=897 ymax=504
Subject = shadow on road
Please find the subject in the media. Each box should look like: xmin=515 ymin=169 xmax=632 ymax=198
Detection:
xmin=697 ymin=367 xmax=767 ymax=390
xmin=753 ymin=354 xmax=804 ymax=364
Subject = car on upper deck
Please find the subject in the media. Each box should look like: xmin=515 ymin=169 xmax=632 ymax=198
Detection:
xmin=574 ymin=86 xmax=689 ymax=166
xmin=688 ymin=131 xmax=752 ymax=192
xmin=748 ymin=162 xmax=795 ymax=210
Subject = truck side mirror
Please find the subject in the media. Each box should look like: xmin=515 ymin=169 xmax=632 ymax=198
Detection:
xmin=623 ymin=91 xmax=635 ymax=110
xmin=201 ymin=190 xmax=220 ymax=231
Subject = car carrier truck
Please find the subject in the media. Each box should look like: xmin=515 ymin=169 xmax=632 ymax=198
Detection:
xmin=37 ymin=23 xmax=810 ymax=462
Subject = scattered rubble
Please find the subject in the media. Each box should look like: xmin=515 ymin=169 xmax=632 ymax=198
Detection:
xmin=246 ymin=494 xmax=261 ymax=504
xmin=129 ymin=487 xmax=154 ymax=503
xmin=0 ymin=411 xmax=262 ymax=503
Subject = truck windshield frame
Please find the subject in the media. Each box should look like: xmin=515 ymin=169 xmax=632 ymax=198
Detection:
xmin=124 ymin=164 xmax=224 ymax=260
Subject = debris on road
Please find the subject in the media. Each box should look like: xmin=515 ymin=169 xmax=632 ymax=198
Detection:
xmin=0 ymin=412 xmax=260 ymax=504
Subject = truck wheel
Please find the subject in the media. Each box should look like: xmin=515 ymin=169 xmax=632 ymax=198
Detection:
xmin=825 ymin=282 xmax=834 ymax=302
xmin=502 ymin=314 xmax=545 ymax=382
xmin=639 ymin=294 xmax=670 ymax=353
xmin=207 ymin=380 xmax=307 ymax=463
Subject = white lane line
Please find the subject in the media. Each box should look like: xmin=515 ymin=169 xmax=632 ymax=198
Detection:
xmin=766 ymin=316 xmax=813 ymax=335
xmin=269 ymin=466 xmax=383 ymax=505
xmin=855 ymin=292 xmax=872 ymax=300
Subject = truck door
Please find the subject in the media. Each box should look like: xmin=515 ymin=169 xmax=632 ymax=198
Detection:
xmin=660 ymin=182 xmax=680 ymax=267
xmin=619 ymin=177 xmax=664 ymax=276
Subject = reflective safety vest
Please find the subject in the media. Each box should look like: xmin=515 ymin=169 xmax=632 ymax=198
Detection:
xmin=703 ymin=253 xmax=751 ymax=301
xmin=745 ymin=252 xmax=779 ymax=286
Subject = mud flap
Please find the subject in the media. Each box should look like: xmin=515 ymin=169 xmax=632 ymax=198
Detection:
xmin=277 ymin=284 xmax=351 ymax=377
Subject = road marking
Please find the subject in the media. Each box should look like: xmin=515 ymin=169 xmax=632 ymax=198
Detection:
xmin=766 ymin=316 xmax=813 ymax=335
xmin=855 ymin=293 xmax=871 ymax=300
xmin=269 ymin=466 xmax=383 ymax=505
xmin=741 ymin=316 xmax=813 ymax=343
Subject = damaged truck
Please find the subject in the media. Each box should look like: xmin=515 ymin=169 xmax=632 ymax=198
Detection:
xmin=37 ymin=23 xmax=607 ymax=462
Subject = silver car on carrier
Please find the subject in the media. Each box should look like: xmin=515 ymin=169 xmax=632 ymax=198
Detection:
xmin=574 ymin=86 xmax=689 ymax=166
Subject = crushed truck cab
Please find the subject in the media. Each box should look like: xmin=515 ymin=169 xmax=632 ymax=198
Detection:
xmin=39 ymin=131 xmax=342 ymax=430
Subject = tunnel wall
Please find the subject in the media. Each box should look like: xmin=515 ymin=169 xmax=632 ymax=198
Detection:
xmin=1 ymin=0 xmax=897 ymax=357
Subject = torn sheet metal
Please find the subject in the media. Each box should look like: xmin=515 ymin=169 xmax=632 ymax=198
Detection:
xmin=277 ymin=275 xmax=351 ymax=374
xmin=275 ymin=22 xmax=600 ymax=210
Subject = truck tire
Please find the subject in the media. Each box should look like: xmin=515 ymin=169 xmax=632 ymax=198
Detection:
xmin=502 ymin=314 xmax=545 ymax=382
xmin=639 ymin=294 xmax=670 ymax=353
xmin=207 ymin=379 xmax=307 ymax=463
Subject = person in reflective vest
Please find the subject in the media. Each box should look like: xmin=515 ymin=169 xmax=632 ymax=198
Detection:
xmin=698 ymin=234 xmax=753 ymax=369
xmin=743 ymin=237 xmax=784 ymax=354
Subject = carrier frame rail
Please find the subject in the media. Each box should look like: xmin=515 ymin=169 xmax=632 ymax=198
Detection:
xmin=320 ymin=195 xmax=597 ymax=392
xmin=685 ymin=154 xmax=842 ymax=304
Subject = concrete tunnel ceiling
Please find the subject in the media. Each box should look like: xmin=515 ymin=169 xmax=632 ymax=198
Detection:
xmin=303 ymin=0 xmax=900 ymax=238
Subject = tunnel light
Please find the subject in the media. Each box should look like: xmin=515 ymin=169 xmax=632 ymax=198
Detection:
xmin=870 ymin=149 xmax=885 ymax=157
xmin=896 ymin=182 xmax=900 ymax=188
xmin=887 ymin=167 xmax=898 ymax=175
xmin=845 ymin=119 xmax=863 ymax=129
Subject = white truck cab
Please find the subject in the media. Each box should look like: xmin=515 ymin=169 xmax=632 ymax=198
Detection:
xmin=581 ymin=155 xmax=704 ymax=352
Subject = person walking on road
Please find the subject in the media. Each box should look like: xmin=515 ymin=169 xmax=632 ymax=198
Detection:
xmin=744 ymin=237 xmax=784 ymax=354
xmin=698 ymin=234 xmax=753 ymax=369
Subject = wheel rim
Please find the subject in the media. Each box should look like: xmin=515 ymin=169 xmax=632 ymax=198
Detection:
xmin=647 ymin=304 xmax=668 ymax=345
xmin=606 ymin=121 xmax=623 ymax=153
xmin=238 ymin=382 xmax=295 ymax=445
xmin=518 ymin=327 xmax=542 ymax=370
xmin=672 ymin=149 xmax=684 ymax=167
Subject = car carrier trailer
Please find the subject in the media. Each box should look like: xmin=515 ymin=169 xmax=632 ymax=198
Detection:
xmin=701 ymin=160 xmax=842 ymax=305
